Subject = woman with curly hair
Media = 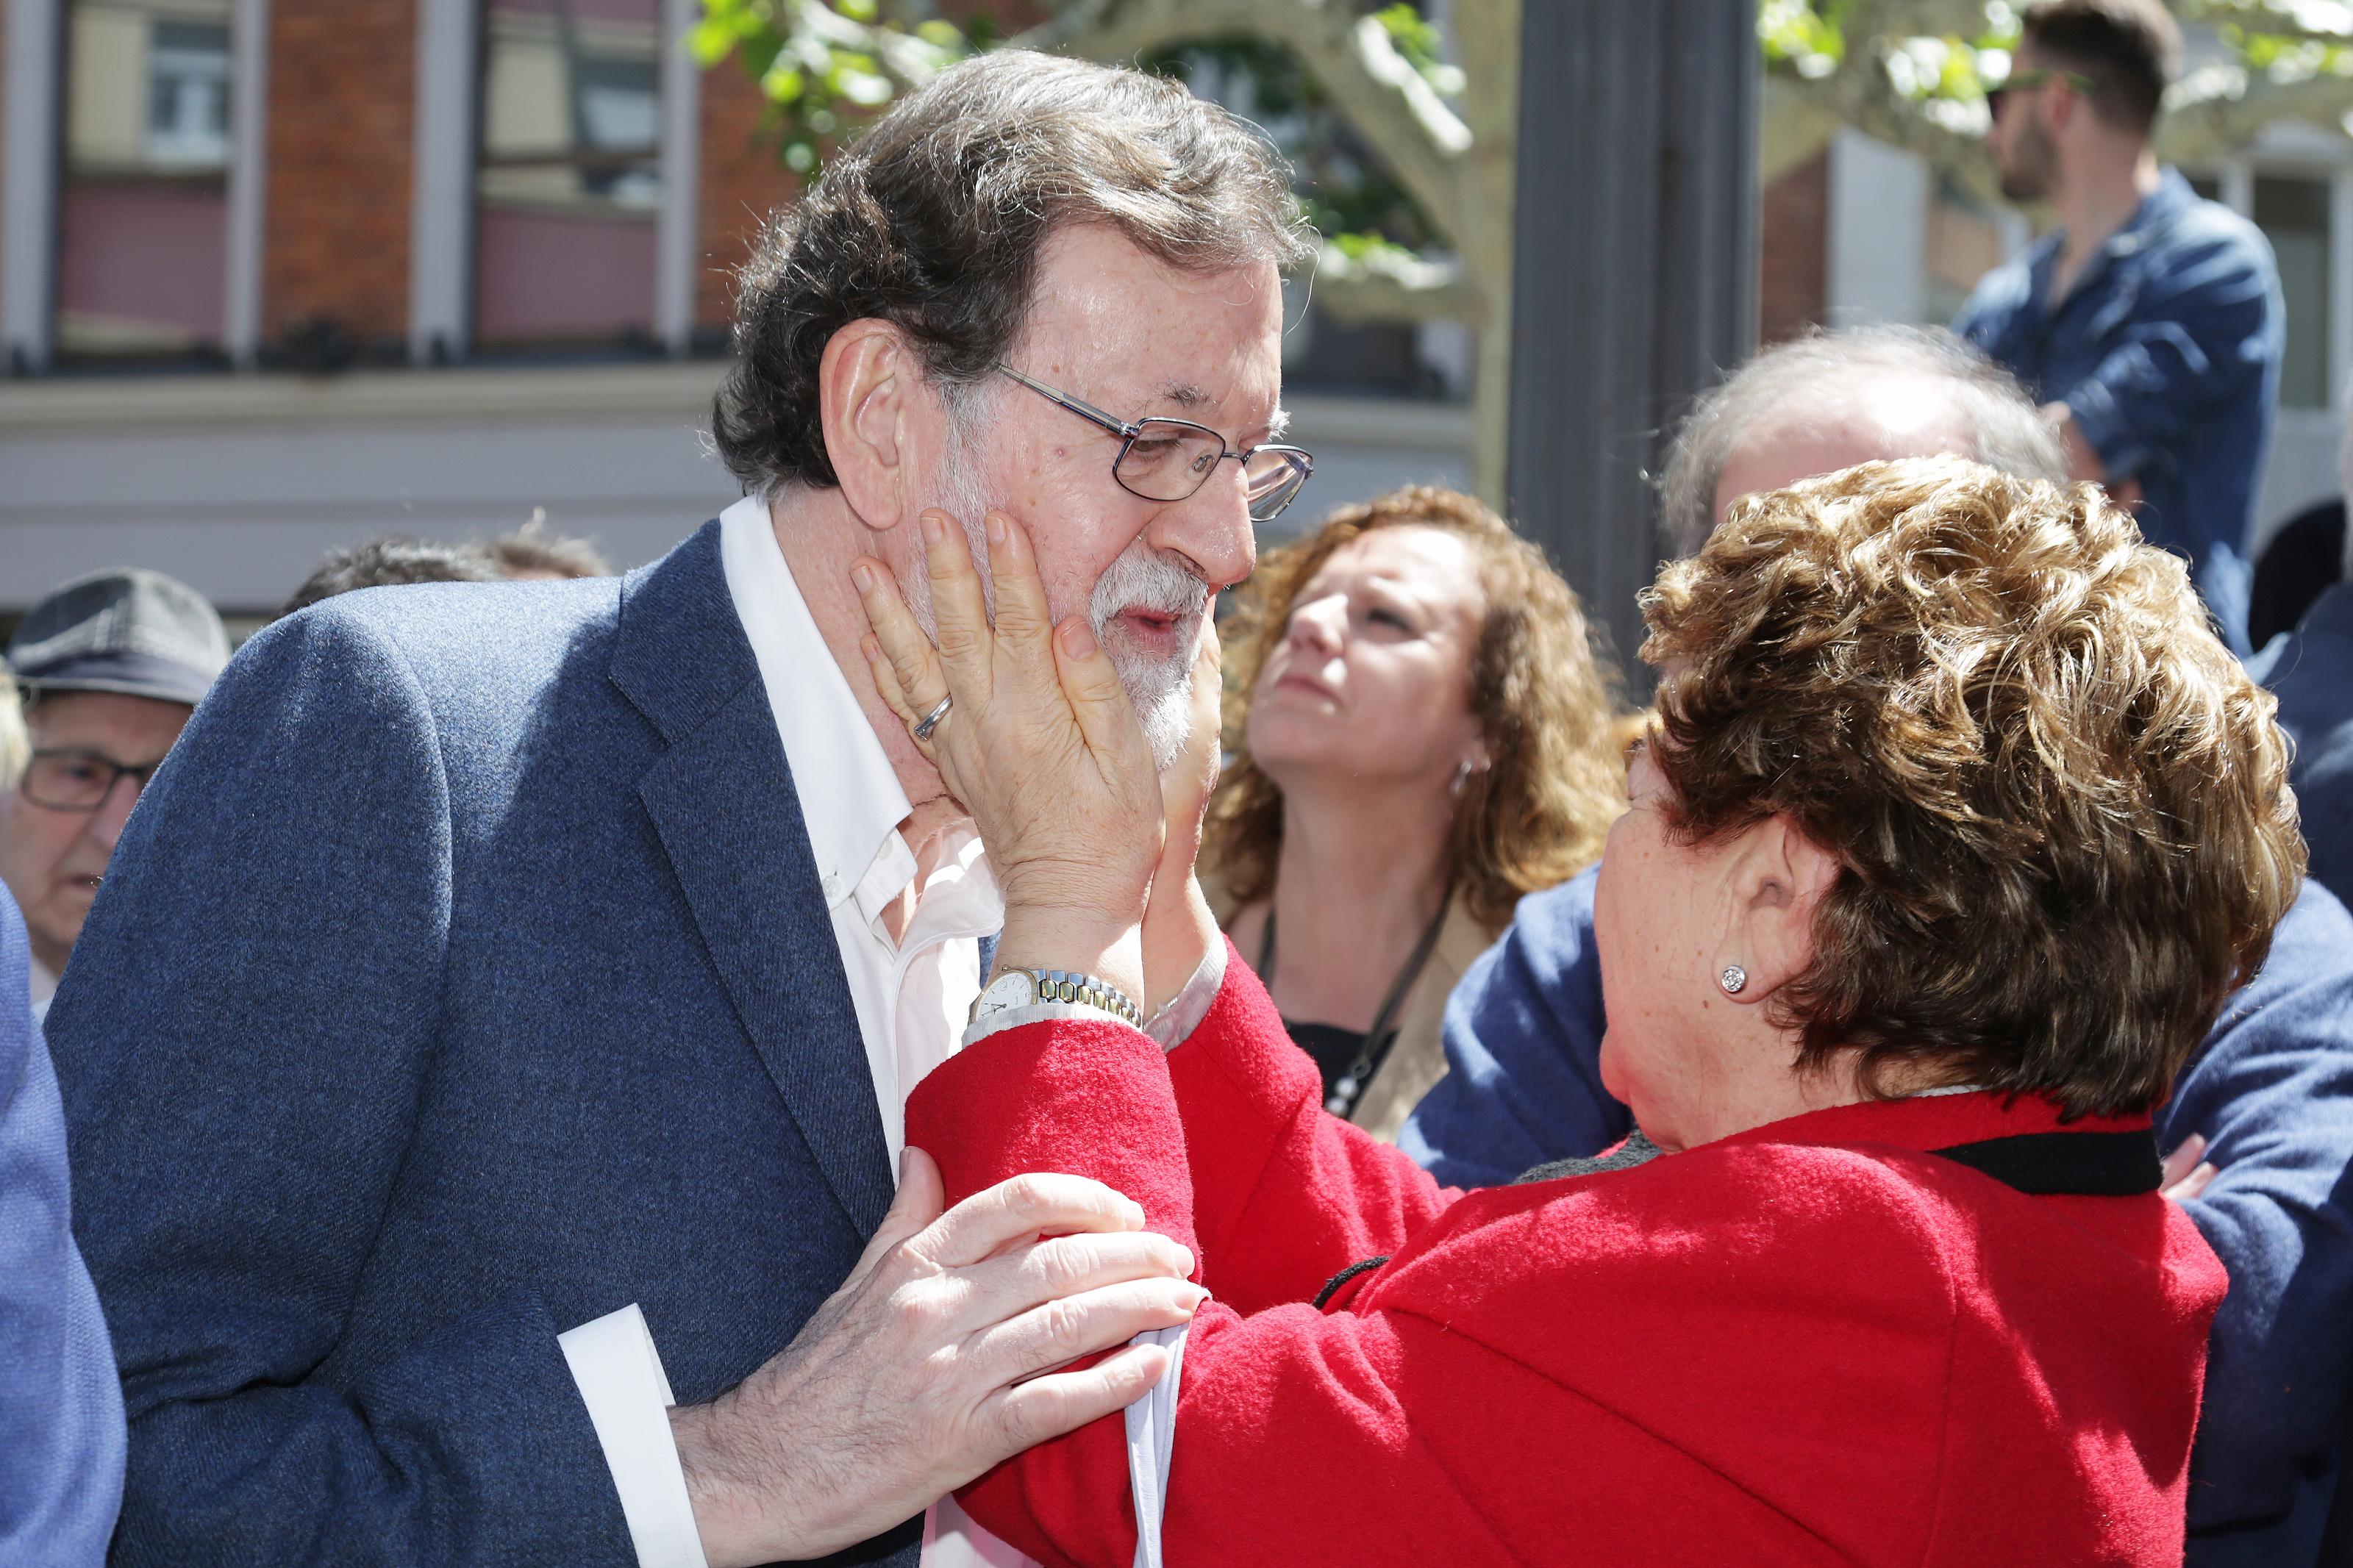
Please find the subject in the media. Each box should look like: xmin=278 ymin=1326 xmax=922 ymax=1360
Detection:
xmin=1203 ymin=486 xmax=1623 ymax=1135
xmin=851 ymin=454 xmax=2302 ymax=1566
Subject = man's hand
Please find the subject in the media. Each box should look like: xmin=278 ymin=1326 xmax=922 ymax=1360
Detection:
xmin=2043 ymin=401 xmax=2143 ymax=508
xmin=671 ymin=1148 xmax=1202 ymax=1567
xmin=2045 ymin=401 xmax=2104 ymax=484
xmin=2162 ymin=1131 xmax=2218 ymax=1203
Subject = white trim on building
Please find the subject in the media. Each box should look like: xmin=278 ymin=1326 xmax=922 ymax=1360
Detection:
xmin=410 ymin=0 xmax=478 ymax=363
xmin=225 ymin=0 xmax=273 ymax=366
xmin=2 ymin=0 xmax=62 ymax=372
xmin=656 ymin=0 xmax=701 ymax=356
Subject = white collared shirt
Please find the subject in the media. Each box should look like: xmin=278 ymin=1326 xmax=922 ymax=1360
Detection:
xmin=558 ymin=496 xmax=1027 ymax=1568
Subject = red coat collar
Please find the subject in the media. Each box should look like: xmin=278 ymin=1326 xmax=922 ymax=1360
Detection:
xmin=1706 ymin=1089 xmax=2152 ymax=1159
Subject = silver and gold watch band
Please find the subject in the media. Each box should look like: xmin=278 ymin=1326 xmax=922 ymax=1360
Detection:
xmin=1026 ymin=969 xmax=1146 ymax=1028
xmin=971 ymin=965 xmax=1146 ymax=1031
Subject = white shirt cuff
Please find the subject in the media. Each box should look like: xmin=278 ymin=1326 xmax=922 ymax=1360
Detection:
xmin=1124 ymin=1322 xmax=1189 ymax=1568
xmin=1143 ymin=941 xmax=1226 ymax=1051
xmin=560 ymin=1305 xmax=710 ymax=1568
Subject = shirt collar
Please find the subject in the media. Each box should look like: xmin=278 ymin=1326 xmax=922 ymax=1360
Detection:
xmin=717 ymin=495 xmax=915 ymax=919
xmin=2027 ymin=167 xmax=2197 ymax=303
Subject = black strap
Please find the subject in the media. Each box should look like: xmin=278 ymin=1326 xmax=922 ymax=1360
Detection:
xmin=1260 ymin=891 xmax=1453 ymax=1120
xmin=1313 ymin=1254 xmax=1391 ymax=1309
xmin=1504 ymin=1125 xmax=2159 ymax=1198
xmin=1927 ymin=1128 xmax=2163 ymax=1196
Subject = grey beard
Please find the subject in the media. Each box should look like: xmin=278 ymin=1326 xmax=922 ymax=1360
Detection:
xmin=921 ymin=433 xmax=1204 ymax=770
xmin=1089 ymin=545 xmax=1207 ymax=770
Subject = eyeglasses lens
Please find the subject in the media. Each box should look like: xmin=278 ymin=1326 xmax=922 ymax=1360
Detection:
xmin=1243 ymin=449 xmax=1310 ymax=521
xmin=1115 ymin=420 xmax=1227 ymax=503
xmin=23 ymin=753 xmax=122 ymax=812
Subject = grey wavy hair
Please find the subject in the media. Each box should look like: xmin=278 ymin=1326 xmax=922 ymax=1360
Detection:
xmin=0 ymin=667 xmax=26 ymax=794
xmin=714 ymin=50 xmax=1313 ymax=497
xmin=1655 ymin=325 xmax=2068 ymax=556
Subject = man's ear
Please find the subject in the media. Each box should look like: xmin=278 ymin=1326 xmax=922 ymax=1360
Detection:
xmin=1718 ymin=815 xmax=1840 ymax=1003
xmin=819 ymin=319 xmax=915 ymax=532
xmin=2043 ymin=78 xmax=2075 ymax=137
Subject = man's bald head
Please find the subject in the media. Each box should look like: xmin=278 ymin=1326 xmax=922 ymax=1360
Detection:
xmin=1658 ymin=326 xmax=2066 ymax=556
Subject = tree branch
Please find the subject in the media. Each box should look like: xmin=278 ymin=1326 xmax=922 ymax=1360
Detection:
xmin=1018 ymin=0 xmax=1479 ymax=253
xmin=1305 ymin=245 xmax=1481 ymax=325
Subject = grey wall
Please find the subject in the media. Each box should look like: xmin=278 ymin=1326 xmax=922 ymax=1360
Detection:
xmin=0 ymin=365 xmax=1471 ymax=612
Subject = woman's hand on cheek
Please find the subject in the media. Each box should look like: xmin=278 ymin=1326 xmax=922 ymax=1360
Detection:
xmin=851 ymin=509 xmax=1163 ymax=981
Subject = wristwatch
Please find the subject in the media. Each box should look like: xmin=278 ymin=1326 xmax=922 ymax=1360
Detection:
xmin=970 ymin=967 xmax=1146 ymax=1030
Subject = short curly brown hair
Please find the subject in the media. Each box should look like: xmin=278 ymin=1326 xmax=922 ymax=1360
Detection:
xmin=1642 ymin=456 xmax=2303 ymax=1117
xmin=1204 ymin=487 xmax=1625 ymax=931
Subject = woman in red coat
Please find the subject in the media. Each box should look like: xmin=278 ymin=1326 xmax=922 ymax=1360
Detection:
xmin=851 ymin=455 xmax=2302 ymax=1567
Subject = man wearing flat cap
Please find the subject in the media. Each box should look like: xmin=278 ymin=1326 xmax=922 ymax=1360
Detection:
xmin=2 ymin=568 xmax=229 ymax=1009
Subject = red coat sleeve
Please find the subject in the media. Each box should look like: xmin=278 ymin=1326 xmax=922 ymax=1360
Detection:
xmin=907 ymin=942 xmax=1460 ymax=1303
xmin=1165 ymin=939 xmax=1460 ymax=1311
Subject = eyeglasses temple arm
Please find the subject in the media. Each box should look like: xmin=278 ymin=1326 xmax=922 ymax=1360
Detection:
xmin=992 ymin=362 xmax=1135 ymax=438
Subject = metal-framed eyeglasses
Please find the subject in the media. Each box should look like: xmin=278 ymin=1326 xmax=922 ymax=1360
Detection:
xmin=18 ymin=748 xmax=163 ymax=813
xmin=993 ymin=362 xmax=1315 ymax=523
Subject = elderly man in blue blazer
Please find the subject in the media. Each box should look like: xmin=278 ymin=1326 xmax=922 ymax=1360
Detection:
xmin=49 ymin=52 xmax=1304 ymax=1568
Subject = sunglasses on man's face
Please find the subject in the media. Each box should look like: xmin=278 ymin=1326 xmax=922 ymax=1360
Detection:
xmin=1984 ymin=67 xmax=2096 ymax=121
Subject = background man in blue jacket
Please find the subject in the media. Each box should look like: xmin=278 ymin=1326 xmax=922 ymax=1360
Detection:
xmin=2249 ymin=556 xmax=2353 ymax=913
xmin=0 ymin=870 xmax=123 ymax=1563
xmin=1954 ymin=0 xmax=2282 ymax=654
xmin=49 ymin=51 xmax=1299 ymax=1568
xmin=1406 ymin=325 xmax=2353 ymax=1568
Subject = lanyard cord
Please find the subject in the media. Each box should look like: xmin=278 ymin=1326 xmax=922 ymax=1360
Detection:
xmin=1259 ymin=887 xmax=1454 ymax=1117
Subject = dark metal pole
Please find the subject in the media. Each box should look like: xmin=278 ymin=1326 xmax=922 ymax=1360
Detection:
xmin=1505 ymin=0 xmax=1759 ymax=690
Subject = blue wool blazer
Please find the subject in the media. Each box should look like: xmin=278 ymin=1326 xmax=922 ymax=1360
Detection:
xmin=48 ymin=523 xmax=922 ymax=1566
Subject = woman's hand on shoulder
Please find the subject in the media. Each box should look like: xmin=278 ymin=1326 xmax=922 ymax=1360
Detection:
xmin=853 ymin=510 xmax=1162 ymax=987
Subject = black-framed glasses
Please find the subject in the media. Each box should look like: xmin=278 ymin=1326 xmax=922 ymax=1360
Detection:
xmin=19 ymin=748 xmax=162 ymax=813
xmin=1985 ymin=68 xmax=2096 ymax=120
xmin=993 ymin=362 xmax=1315 ymax=523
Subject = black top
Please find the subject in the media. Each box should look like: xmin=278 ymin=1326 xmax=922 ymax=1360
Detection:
xmin=1285 ymin=1020 xmax=1385 ymax=1109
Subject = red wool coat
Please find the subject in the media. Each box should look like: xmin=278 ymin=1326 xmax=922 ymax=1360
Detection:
xmin=905 ymin=943 xmax=2226 ymax=1567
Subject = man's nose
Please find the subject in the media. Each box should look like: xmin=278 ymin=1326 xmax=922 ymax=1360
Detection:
xmin=86 ymin=772 xmax=143 ymax=853
xmin=1145 ymin=472 xmax=1257 ymax=591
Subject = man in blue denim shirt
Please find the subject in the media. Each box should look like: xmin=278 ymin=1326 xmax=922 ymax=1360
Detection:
xmin=1954 ymin=0 xmax=2282 ymax=653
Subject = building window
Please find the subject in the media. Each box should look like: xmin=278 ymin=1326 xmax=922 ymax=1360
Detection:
xmin=473 ymin=0 xmax=663 ymax=352
xmin=2254 ymin=173 xmax=2332 ymax=411
xmin=57 ymin=0 xmax=236 ymax=361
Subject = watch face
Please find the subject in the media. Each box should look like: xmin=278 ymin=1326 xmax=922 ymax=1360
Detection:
xmin=979 ymin=971 xmax=1037 ymax=1012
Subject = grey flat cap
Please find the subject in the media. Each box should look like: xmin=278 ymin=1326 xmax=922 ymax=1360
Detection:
xmin=9 ymin=568 xmax=230 ymax=707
